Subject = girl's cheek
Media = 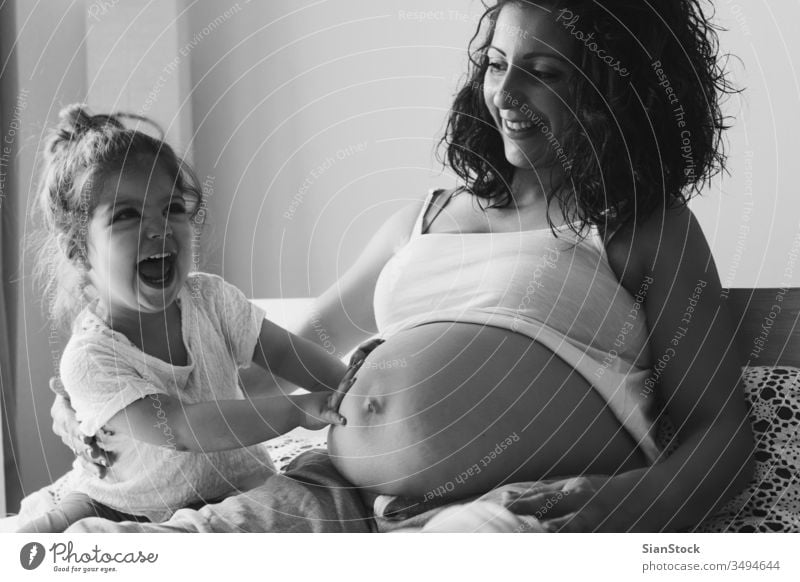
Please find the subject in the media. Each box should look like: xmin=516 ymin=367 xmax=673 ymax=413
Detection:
xmin=173 ymin=221 xmax=193 ymax=242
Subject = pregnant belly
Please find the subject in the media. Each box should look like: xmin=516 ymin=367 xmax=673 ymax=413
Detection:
xmin=328 ymin=322 xmax=647 ymax=498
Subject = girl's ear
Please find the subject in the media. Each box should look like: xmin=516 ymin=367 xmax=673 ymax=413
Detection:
xmin=77 ymin=252 xmax=90 ymax=270
xmin=55 ymin=232 xmax=71 ymax=258
xmin=57 ymin=232 xmax=91 ymax=269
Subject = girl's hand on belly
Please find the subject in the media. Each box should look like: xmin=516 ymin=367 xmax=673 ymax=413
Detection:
xmin=349 ymin=338 xmax=386 ymax=367
xmin=329 ymin=338 xmax=385 ymax=413
xmin=296 ymin=391 xmax=348 ymax=430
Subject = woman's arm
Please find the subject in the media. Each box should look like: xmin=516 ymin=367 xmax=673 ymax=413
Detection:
xmin=619 ymin=207 xmax=754 ymax=530
xmin=105 ymin=391 xmax=344 ymax=452
xmin=50 ymin=376 xmax=117 ymax=475
xmin=558 ymin=207 xmax=754 ymax=531
xmin=291 ymin=202 xmax=423 ymax=352
xmin=51 ymin=392 xmax=112 ymax=475
xmin=513 ymin=207 xmax=754 ymax=532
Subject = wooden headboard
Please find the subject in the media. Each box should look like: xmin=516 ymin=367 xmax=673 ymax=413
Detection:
xmin=725 ymin=288 xmax=800 ymax=368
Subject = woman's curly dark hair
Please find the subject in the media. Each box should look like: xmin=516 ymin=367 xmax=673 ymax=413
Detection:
xmin=439 ymin=0 xmax=737 ymax=234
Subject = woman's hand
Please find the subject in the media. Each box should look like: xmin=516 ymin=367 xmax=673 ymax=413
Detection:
xmin=50 ymin=378 xmax=115 ymax=478
xmin=328 ymin=338 xmax=385 ymax=412
xmin=295 ymin=392 xmax=348 ymax=431
xmin=486 ymin=475 xmax=644 ymax=532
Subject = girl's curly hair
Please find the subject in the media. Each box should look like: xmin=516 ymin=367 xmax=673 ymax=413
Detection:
xmin=33 ymin=104 xmax=203 ymax=328
xmin=439 ymin=0 xmax=737 ymax=234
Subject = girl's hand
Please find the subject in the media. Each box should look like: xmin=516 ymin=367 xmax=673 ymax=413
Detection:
xmin=50 ymin=378 xmax=115 ymax=478
xmin=348 ymin=338 xmax=386 ymax=368
xmin=296 ymin=392 xmax=347 ymax=431
xmin=328 ymin=338 xmax=385 ymax=412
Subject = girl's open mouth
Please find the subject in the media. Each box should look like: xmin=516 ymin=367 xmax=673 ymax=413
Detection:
xmin=137 ymin=252 xmax=177 ymax=288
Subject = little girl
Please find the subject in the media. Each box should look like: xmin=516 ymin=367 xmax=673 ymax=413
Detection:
xmin=18 ymin=105 xmax=349 ymax=533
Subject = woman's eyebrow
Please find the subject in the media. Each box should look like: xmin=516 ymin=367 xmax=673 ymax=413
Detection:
xmin=488 ymin=45 xmax=570 ymax=64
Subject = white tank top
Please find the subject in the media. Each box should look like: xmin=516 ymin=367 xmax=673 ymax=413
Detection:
xmin=373 ymin=189 xmax=660 ymax=463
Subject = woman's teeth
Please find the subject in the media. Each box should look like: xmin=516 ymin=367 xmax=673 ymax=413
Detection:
xmin=503 ymin=119 xmax=535 ymax=132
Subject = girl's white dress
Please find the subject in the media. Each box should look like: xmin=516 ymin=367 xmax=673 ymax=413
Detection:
xmin=61 ymin=272 xmax=274 ymax=521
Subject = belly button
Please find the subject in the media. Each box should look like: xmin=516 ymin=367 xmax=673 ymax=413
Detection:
xmin=363 ymin=397 xmax=381 ymax=415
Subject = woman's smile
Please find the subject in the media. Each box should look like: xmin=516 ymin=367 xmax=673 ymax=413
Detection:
xmin=500 ymin=115 xmax=540 ymax=139
xmin=482 ymin=2 xmax=577 ymax=171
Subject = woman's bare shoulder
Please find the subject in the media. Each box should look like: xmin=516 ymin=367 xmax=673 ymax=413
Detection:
xmin=384 ymin=201 xmax=425 ymax=242
xmin=605 ymin=205 xmax=707 ymax=293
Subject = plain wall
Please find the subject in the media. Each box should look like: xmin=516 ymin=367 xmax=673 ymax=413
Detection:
xmin=184 ymin=0 xmax=484 ymax=298
xmin=690 ymin=1 xmax=800 ymax=288
xmin=84 ymin=1 xmax=195 ymax=155
xmin=186 ymin=0 xmax=800 ymax=299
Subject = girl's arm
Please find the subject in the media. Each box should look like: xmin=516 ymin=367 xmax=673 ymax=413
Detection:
xmin=251 ymin=317 xmax=348 ymax=394
xmin=237 ymin=363 xmax=287 ymax=399
xmin=105 ymin=391 xmax=344 ymax=452
xmin=239 ymin=203 xmax=420 ymax=398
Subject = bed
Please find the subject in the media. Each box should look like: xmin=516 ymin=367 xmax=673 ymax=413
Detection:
xmin=2 ymin=289 xmax=798 ymax=532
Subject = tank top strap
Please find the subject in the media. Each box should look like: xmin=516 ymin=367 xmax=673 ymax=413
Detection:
xmin=413 ymin=187 xmax=460 ymax=237
xmin=596 ymin=214 xmax=630 ymax=246
xmin=410 ymin=189 xmax=438 ymax=238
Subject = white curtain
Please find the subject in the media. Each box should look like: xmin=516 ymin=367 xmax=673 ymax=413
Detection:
xmin=0 ymin=97 xmax=9 ymax=516
xmin=0 ymin=234 xmax=8 ymax=517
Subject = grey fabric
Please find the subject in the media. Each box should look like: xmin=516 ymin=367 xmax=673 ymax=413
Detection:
xmin=17 ymin=491 xmax=148 ymax=533
xmin=66 ymin=449 xmax=376 ymax=533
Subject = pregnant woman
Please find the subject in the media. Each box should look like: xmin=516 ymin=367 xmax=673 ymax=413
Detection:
xmin=57 ymin=0 xmax=753 ymax=532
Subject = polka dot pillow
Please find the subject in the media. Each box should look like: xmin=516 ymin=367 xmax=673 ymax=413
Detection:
xmin=693 ymin=366 xmax=800 ymax=532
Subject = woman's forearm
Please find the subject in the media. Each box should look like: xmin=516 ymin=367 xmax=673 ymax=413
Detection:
xmin=293 ymin=317 xmax=365 ymax=360
xmin=293 ymin=291 xmax=377 ymax=357
xmin=613 ymin=421 xmax=754 ymax=531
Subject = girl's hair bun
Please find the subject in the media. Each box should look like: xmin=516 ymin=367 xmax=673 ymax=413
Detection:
xmin=58 ymin=103 xmax=94 ymax=134
xmin=52 ymin=104 xmax=124 ymax=149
